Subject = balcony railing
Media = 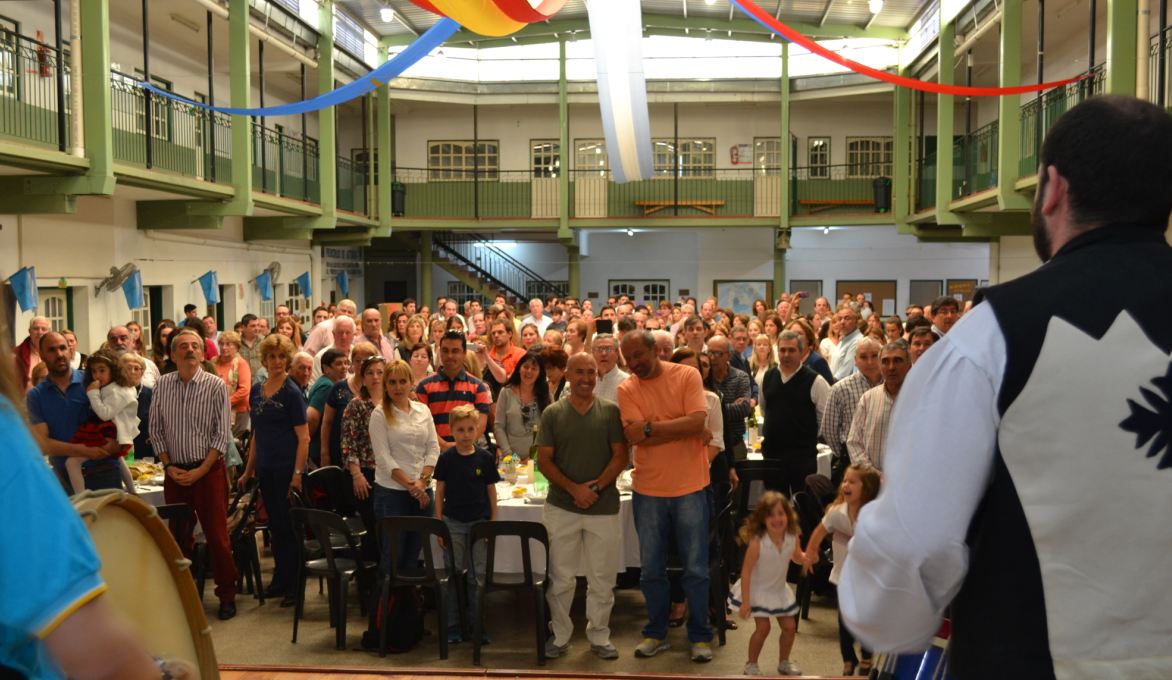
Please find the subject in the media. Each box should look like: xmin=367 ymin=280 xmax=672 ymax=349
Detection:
xmin=251 ymin=122 xmax=319 ymax=203
xmin=791 ymin=164 xmax=884 ymax=215
xmin=337 ymin=155 xmax=370 ymax=215
xmin=1020 ymin=63 xmax=1105 ymax=176
xmin=916 ymin=152 xmax=936 ymax=212
xmin=1148 ymin=27 xmax=1172 ymax=108
xmin=110 ymin=71 xmax=232 ymax=183
xmin=0 ymin=28 xmax=70 ymax=151
xmin=955 ymin=120 xmax=999 ymax=198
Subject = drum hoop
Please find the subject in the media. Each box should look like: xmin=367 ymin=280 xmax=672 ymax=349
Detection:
xmin=73 ymin=489 xmax=220 ymax=680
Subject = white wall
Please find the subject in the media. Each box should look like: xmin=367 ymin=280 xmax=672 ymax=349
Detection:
xmin=4 ymin=197 xmax=317 ymax=352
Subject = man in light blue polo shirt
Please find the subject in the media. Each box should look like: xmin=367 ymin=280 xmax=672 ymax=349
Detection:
xmin=26 ymin=332 xmax=121 ymax=493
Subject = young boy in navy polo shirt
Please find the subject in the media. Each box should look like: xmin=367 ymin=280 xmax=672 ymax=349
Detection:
xmin=434 ymin=404 xmax=499 ymax=643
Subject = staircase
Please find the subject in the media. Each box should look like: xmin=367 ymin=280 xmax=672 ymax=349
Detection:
xmin=431 ymin=231 xmax=567 ymax=303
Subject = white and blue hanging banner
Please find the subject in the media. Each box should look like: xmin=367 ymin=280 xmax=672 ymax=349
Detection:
xmin=7 ymin=266 xmax=37 ymax=312
xmin=197 ymin=271 xmax=220 ymax=306
xmin=585 ymin=0 xmax=654 ymax=183
xmin=121 ymin=269 xmax=145 ymax=310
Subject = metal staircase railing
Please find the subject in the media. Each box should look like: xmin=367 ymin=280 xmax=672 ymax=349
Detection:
xmin=431 ymin=232 xmax=567 ymax=302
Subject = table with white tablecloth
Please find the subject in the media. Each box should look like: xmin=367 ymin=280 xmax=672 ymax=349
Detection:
xmin=428 ymin=481 xmax=640 ymax=576
xmin=745 ymin=445 xmax=834 ymax=479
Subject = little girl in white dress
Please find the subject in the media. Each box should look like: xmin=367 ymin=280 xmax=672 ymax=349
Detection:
xmin=729 ymin=491 xmax=807 ymax=676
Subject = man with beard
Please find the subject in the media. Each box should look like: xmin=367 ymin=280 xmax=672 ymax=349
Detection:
xmin=840 ymin=97 xmax=1172 ymax=678
xmin=27 ymin=332 xmax=122 ymax=492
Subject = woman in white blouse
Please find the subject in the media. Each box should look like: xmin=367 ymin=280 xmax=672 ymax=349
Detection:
xmin=369 ymin=359 xmax=440 ymax=574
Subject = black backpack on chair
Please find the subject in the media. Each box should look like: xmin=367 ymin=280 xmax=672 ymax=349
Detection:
xmin=362 ymin=585 xmax=424 ymax=653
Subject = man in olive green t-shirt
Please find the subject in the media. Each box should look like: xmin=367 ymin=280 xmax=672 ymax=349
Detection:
xmin=536 ymin=353 xmax=628 ymax=660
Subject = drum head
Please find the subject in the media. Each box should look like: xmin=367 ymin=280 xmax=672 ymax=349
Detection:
xmin=73 ymin=490 xmax=219 ymax=680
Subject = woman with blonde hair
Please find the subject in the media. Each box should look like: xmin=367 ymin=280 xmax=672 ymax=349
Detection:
xmin=369 ymin=359 xmax=439 ymax=575
xmin=213 ymin=330 xmax=252 ymax=436
xmin=237 ymin=333 xmax=308 ymax=605
xmin=396 ymin=314 xmax=428 ymax=361
xmin=749 ymin=333 xmax=778 ymax=400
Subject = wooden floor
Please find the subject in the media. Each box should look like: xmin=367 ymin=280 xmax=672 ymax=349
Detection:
xmin=220 ymin=665 xmax=853 ymax=679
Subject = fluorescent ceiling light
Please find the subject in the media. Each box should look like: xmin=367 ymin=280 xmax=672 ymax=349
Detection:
xmin=705 ymin=0 xmax=718 ymax=5
xmin=380 ymin=6 xmax=395 ymax=23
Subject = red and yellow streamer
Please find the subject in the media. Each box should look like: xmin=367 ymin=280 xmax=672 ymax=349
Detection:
xmin=732 ymin=0 xmax=1088 ymax=96
xmin=410 ymin=0 xmax=568 ymax=37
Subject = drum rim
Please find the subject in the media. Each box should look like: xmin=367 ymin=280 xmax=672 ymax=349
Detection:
xmin=73 ymin=489 xmax=220 ymax=680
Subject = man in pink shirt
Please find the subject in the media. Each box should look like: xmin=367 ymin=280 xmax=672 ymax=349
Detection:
xmin=617 ymin=330 xmax=714 ymax=663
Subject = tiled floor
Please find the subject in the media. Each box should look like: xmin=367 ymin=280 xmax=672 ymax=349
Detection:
xmin=209 ymin=574 xmax=858 ymax=678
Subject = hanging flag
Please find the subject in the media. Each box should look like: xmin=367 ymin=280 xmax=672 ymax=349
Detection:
xmin=256 ymin=270 xmax=274 ymax=302
xmin=197 ymin=271 xmax=220 ymax=305
xmin=294 ymin=271 xmax=313 ymax=300
xmin=7 ymin=266 xmax=37 ymax=312
xmin=121 ymin=269 xmax=145 ymax=310
xmin=336 ymin=271 xmax=350 ymax=297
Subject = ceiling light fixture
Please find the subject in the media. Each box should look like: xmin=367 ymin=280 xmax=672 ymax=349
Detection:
xmin=705 ymin=0 xmax=718 ymax=5
xmin=823 ymin=226 xmax=831 ymax=234
xmin=868 ymin=0 xmax=883 ymax=14
xmin=626 ymin=229 xmax=635 ymax=237
xmin=380 ymin=6 xmax=395 ymax=23
xmin=169 ymin=13 xmax=201 ymax=33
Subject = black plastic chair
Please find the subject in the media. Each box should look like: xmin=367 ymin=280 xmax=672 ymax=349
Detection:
xmin=376 ymin=516 xmax=467 ymax=659
xmin=226 ymin=479 xmax=264 ymax=604
xmin=733 ymin=459 xmax=786 ymax=522
xmin=469 ymin=520 xmax=549 ymax=666
xmin=665 ymin=500 xmax=735 ymax=646
xmin=290 ymin=507 xmax=376 ymax=650
xmin=304 ymin=466 xmax=366 ymax=536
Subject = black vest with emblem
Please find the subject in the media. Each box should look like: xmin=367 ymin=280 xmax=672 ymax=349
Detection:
xmin=954 ymin=226 xmax=1172 ymax=678
xmin=760 ymin=365 xmax=819 ymax=459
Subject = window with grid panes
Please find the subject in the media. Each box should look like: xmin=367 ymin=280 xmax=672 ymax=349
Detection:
xmin=652 ymin=138 xmax=715 ymax=177
xmin=526 ymin=280 xmax=568 ymax=300
xmin=332 ymin=7 xmax=365 ymax=59
xmin=574 ymin=139 xmax=609 ymax=176
xmin=286 ymin=282 xmax=310 ymax=327
xmin=846 ymin=136 xmax=894 ymax=177
xmin=753 ymin=138 xmax=782 ymax=175
xmin=808 ymin=137 xmax=830 ymax=178
xmin=427 ymin=140 xmax=499 ymax=181
xmin=120 ymin=70 xmax=172 ymax=141
xmin=0 ymin=22 xmax=16 ymax=99
xmin=610 ymin=280 xmax=669 ymax=305
xmin=531 ymin=140 xmax=560 ymax=178
xmin=38 ymin=289 xmax=69 ymax=332
xmin=259 ymin=299 xmax=275 ymax=327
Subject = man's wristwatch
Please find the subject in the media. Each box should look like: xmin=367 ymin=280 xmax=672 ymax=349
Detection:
xmin=589 ymin=482 xmax=601 ymax=493
xmin=643 ymin=422 xmax=653 ymax=438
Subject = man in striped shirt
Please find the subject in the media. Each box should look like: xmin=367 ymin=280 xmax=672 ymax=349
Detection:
xmin=846 ymin=341 xmax=910 ymax=472
xmin=415 ymin=330 xmax=492 ymax=450
xmin=149 ymin=327 xmax=239 ymax=620
xmin=819 ymin=336 xmax=883 ymax=479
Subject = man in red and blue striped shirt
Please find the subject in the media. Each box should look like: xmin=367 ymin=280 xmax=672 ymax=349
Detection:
xmin=415 ymin=330 xmax=492 ymax=450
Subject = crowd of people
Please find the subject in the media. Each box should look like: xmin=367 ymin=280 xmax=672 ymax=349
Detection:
xmin=10 ymin=280 xmax=959 ymax=674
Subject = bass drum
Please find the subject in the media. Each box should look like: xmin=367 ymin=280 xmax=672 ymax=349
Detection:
xmin=72 ymin=490 xmax=219 ymax=680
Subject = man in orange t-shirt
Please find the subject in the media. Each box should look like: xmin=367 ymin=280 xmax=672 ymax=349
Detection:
xmin=616 ymin=331 xmax=715 ymax=663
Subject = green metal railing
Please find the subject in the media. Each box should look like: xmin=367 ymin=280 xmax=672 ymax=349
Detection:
xmin=394 ymin=168 xmax=540 ymax=219
xmin=791 ymin=164 xmax=881 ymax=214
xmin=1019 ymin=64 xmax=1105 ymax=177
xmin=0 ymin=28 xmax=70 ymax=150
xmin=1148 ymin=28 xmax=1172 ymax=108
xmin=110 ymin=70 xmax=232 ymax=183
xmin=337 ymin=155 xmax=370 ymax=214
xmin=251 ymin=122 xmax=319 ymax=203
xmin=955 ymin=121 xmax=999 ymax=197
xmin=916 ymin=153 xmax=936 ymax=212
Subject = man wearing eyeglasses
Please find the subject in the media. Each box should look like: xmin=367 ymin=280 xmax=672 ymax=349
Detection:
xmin=591 ymin=334 xmax=628 ymax=403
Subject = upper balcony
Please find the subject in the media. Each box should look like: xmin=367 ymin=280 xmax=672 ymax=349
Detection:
xmin=0 ymin=27 xmax=71 ymax=155
xmin=390 ymin=164 xmax=889 ymax=224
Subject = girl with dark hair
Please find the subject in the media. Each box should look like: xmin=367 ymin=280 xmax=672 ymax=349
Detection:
xmin=493 ymin=351 xmax=550 ymax=461
xmin=151 ymin=320 xmax=177 ymax=372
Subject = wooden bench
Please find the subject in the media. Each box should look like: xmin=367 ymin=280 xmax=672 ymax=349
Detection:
xmin=797 ymin=198 xmax=875 ymax=214
xmin=634 ymin=199 xmax=726 ymax=216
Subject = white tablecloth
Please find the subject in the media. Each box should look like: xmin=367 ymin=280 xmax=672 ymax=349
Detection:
xmin=429 ymin=481 xmax=640 ymax=576
xmin=135 ymin=484 xmax=166 ymax=507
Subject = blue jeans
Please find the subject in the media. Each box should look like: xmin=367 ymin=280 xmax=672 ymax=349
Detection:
xmin=633 ymin=489 xmax=712 ymax=643
xmin=372 ymin=484 xmax=433 ymax=576
xmin=445 ymin=516 xmax=487 ymax=636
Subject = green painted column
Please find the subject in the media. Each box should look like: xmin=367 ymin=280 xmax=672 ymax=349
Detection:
xmin=79 ymin=0 xmax=114 ymax=193
xmin=377 ymin=44 xmax=393 ymax=234
xmin=558 ymin=38 xmax=570 ymax=240
xmin=892 ymin=67 xmax=912 ymax=220
xmin=228 ymin=0 xmax=253 ymax=212
xmin=997 ymin=0 xmax=1031 ymax=210
xmin=420 ymin=232 xmax=433 ymax=304
xmin=935 ymin=18 xmax=961 ymax=225
xmin=567 ymin=245 xmax=580 ymax=298
xmin=316 ymin=0 xmax=337 ymax=219
xmin=775 ymin=43 xmax=790 ymax=298
xmin=1106 ymin=0 xmax=1138 ymax=95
